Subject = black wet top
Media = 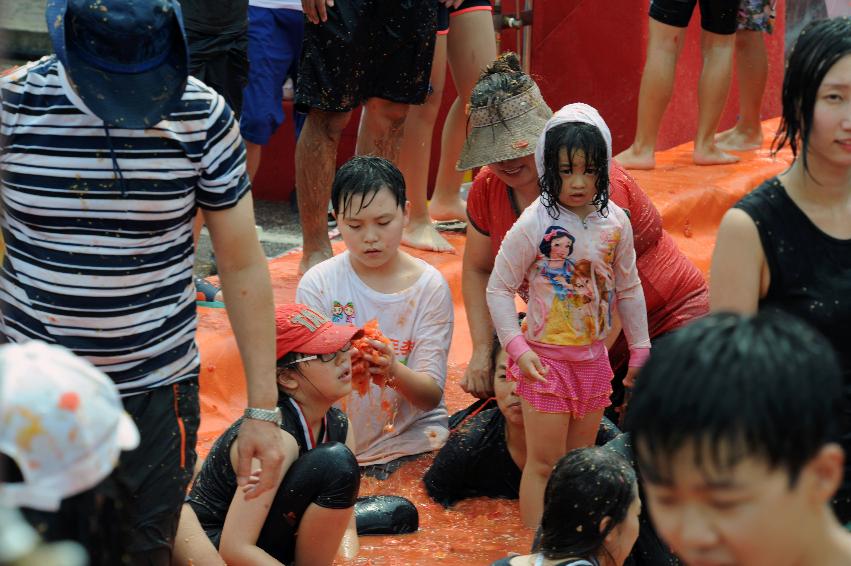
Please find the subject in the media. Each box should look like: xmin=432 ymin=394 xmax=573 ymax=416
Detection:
xmin=735 ymin=177 xmax=851 ymax=378
xmin=736 ymin=177 xmax=851 ymax=522
xmin=423 ymin=407 xmax=521 ymax=507
xmin=187 ymin=399 xmax=348 ymax=535
xmin=180 ymin=0 xmax=248 ymax=34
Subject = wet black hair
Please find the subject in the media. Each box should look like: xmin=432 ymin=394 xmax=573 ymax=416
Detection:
xmin=331 ymin=155 xmax=406 ymax=218
xmin=773 ymin=17 xmax=851 ymax=174
xmin=539 ymin=122 xmax=609 ymax=220
xmin=536 ymin=447 xmax=637 ymax=561
xmin=626 ymin=311 xmax=843 ymax=486
xmin=539 ymin=225 xmax=575 ymax=258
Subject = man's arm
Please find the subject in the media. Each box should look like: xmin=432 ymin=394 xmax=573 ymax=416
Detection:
xmin=203 ymin=192 xmax=284 ymax=499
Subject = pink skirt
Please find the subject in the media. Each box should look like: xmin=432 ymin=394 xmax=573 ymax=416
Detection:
xmin=507 ymin=342 xmax=613 ymax=417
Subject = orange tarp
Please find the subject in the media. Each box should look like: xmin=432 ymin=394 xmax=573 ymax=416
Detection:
xmin=196 ymin=118 xmax=793 ymax=564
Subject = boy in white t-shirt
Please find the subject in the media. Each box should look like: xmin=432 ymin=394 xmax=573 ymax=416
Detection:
xmin=296 ymin=156 xmax=453 ymax=476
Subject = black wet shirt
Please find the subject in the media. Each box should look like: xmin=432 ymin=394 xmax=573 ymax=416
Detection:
xmin=736 ymin=177 xmax=851 ymax=523
xmin=735 ymin=177 xmax=851 ymax=377
xmin=423 ymin=408 xmax=521 ymax=507
xmin=186 ymin=399 xmax=348 ymax=541
xmin=180 ymin=0 xmax=249 ymax=34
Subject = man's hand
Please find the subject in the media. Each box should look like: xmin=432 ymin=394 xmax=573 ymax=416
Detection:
xmin=235 ymin=419 xmax=285 ymax=500
xmin=302 ymin=0 xmax=334 ymax=24
xmin=460 ymin=347 xmax=494 ymax=399
xmin=517 ymin=350 xmax=548 ymax=383
xmin=438 ymin=0 xmax=464 ymax=8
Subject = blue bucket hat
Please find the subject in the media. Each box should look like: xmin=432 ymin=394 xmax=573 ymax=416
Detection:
xmin=46 ymin=0 xmax=190 ymax=129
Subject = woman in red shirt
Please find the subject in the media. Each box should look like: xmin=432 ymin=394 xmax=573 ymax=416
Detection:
xmin=459 ymin=53 xmax=708 ymax=412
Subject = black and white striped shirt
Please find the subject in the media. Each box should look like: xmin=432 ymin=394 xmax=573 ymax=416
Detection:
xmin=0 ymin=56 xmax=250 ymax=396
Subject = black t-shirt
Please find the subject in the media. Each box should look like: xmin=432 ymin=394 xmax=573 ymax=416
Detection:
xmin=180 ymin=0 xmax=249 ymax=34
xmin=423 ymin=407 xmax=521 ymax=507
xmin=186 ymin=398 xmax=349 ymax=541
xmin=735 ymin=177 xmax=851 ymax=522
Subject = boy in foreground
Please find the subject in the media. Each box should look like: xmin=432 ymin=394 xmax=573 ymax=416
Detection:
xmin=627 ymin=311 xmax=851 ymax=566
xmin=296 ymin=156 xmax=454 ymax=478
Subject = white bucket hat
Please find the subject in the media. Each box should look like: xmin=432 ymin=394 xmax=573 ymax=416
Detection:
xmin=0 ymin=341 xmax=139 ymax=511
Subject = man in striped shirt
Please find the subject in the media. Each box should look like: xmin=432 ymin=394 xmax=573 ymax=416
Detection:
xmin=0 ymin=0 xmax=285 ymax=563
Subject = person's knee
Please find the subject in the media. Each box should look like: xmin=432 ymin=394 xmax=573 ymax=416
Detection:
xmin=306 ymin=110 xmax=352 ymax=140
xmin=303 ymin=442 xmax=360 ymax=509
xmin=648 ymin=21 xmax=687 ymax=56
xmin=365 ymin=99 xmax=409 ymax=130
xmin=701 ymin=29 xmax=736 ymax=53
xmin=526 ymin=451 xmax=561 ymax=478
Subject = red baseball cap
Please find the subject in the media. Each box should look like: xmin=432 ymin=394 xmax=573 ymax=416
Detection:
xmin=275 ymin=304 xmax=363 ymax=359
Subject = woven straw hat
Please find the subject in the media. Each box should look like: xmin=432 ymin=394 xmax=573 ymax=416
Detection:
xmin=457 ymin=83 xmax=553 ymax=171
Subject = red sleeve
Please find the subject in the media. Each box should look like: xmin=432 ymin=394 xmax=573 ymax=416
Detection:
xmin=466 ymin=167 xmax=493 ymax=236
xmin=610 ymin=162 xmax=662 ymax=257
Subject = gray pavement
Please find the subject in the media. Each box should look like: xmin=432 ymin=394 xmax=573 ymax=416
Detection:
xmin=0 ymin=0 xmax=50 ymax=59
xmin=195 ymin=199 xmax=304 ymax=277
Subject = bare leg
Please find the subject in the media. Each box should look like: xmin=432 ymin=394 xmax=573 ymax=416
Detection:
xmin=398 ymin=35 xmax=455 ymax=253
xmin=355 ymin=98 xmax=409 ymax=161
xmin=295 ymin=109 xmax=353 ymax=274
xmin=518 ymin=398 xmax=571 ymax=528
xmin=716 ymin=30 xmax=767 ymax=151
xmin=172 ymin=504 xmax=225 ymax=566
xmin=245 ymin=141 xmax=262 ymax=181
xmin=430 ymin=9 xmax=497 ymax=221
xmin=693 ymin=30 xmax=739 ymax=165
xmin=565 ymin=409 xmax=604 ymax=453
xmin=615 ymin=19 xmax=686 ymax=170
xmin=293 ymin=503 xmax=355 ymax=566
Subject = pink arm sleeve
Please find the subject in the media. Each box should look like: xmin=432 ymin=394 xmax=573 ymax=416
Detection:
xmin=612 ymin=210 xmax=651 ymax=352
xmin=486 ymin=208 xmax=539 ymax=349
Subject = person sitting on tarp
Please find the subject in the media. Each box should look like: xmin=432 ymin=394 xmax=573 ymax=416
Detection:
xmin=423 ymin=335 xmax=681 ymax=566
xmin=296 ymin=156 xmax=454 ymax=480
xmin=457 ymin=52 xmax=709 ymax=424
xmin=175 ymin=304 xmax=362 ymax=565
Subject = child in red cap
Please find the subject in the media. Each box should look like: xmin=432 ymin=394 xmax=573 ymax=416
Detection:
xmin=175 ymin=304 xmax=362 ymax=565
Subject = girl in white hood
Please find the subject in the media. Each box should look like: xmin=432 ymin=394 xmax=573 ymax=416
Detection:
xmin=487 ymin=104 xmax=650 ymax=528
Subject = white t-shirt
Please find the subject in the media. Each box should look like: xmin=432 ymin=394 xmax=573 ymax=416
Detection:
xmin=296 ymin=252 xmax=454 ymax=465
xmin=249 ymin=0 xmax=302 ymax=10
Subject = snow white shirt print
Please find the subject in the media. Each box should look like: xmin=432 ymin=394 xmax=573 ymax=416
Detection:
xmin=488 ymin=198 xmax=650 ymax=353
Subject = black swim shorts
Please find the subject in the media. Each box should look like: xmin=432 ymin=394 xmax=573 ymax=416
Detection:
xmin=296 ymin=0 xmax=438 ymax=112
xmin=649 ymin=0 xmax=739 ymax=35
xmin=187 ymin=29 xmax=250 ymax=118
xmin=437 ymin=0 xmax=493 ymax=35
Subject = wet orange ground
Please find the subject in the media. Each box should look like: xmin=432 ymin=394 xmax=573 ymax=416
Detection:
xmin=196 ymin=119 xmax=793 ymax=565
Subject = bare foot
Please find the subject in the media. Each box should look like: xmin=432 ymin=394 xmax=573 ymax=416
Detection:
xmin=402 ymin=220 xmax=456 ymax=253
xmin=298 ymin=248 xmax=333 ymax=275
xmin=614 ymin=145 xmax=655 ymax=170
xmin=715 ymin=126 xmax=764 ymax=151
xmin=693 ymin=145 xmax=741 ymax=166
xmin=429 ymin=196 xmax=467 ymax=223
